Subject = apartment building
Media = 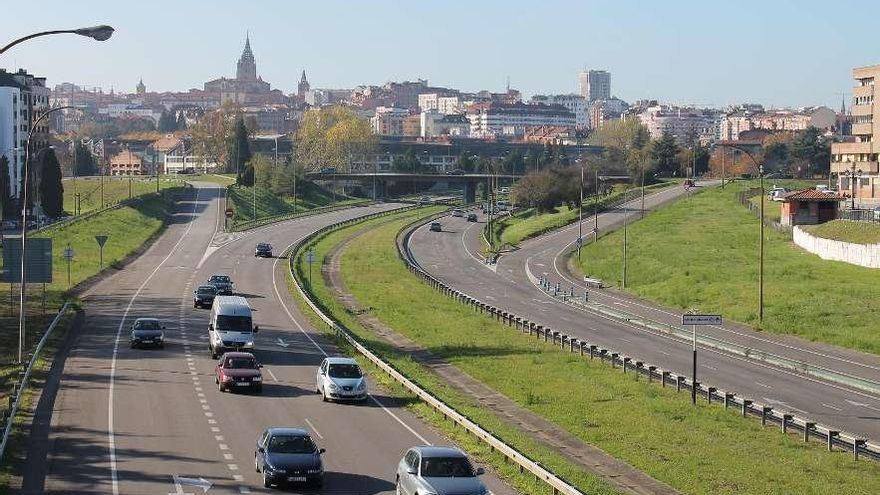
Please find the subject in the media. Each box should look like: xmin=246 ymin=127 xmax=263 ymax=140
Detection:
xmin=109 ymin=148 xmax=145 ymax=176
xmin=530 ymin=94 xmax=588 ymax=128
xmin=831 ymin=64 xmax=880 ymax=203
xmin=0 ymin=69 xmax=50 ymax=199
xmin=466 ymin=102 xmax=576 ymax=138
xmin=578 ymin=69 xmax=611 ymax=102
xmin=637 ymin=105 xmax=713 ymax=143
xmin=721 ymin=106 xmax=837 ymax=141
xmin=370 ymin=107 xmax=411 ymax=136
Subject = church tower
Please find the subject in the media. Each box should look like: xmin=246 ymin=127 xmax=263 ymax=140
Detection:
xmin=236 ymin=33 xmax=257 ymax=81
xmin=298 ymin=70 xmax=310 ymax=98
xmin=136 ymin=77 xmax=146 ymax=95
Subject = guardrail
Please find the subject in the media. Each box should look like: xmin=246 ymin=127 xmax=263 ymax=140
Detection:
xmin=0 ymin=302 xmax=72 ymax=463
xmin=398 ymin=218 xmax=880 ymax=463
xmin=288 ymin=208 xmax=584 ymax=495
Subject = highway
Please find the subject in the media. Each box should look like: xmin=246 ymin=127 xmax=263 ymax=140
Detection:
xmin=26 ymin=183 xmax=516 ymax=495
xmin=406 ymin=184 xmax=880 ymax=442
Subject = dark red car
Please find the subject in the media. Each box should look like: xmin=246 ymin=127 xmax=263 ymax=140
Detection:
xmin=215 ymin=352 xmax=263 ymax=393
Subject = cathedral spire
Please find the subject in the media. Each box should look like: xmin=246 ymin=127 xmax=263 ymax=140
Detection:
xmin=236 ymin=32 xmax=257 ymax=81
xmin=300 ymin=70 xmax=307 ymax=84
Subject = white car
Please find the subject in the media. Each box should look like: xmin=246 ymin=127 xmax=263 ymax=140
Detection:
xmin=396 ymin=446 xmax=487 ymax=495
xmin=316 ymin=357 xmax=367 ymax=401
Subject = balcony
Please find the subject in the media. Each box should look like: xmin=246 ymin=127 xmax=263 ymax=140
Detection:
xmin=831 ymin=161 xmax=879 ymax=174
xmin=832 ymin=141 xmax=873 ymax=154
xmin=853 ymin=85 xmax=875 ymax=98
xmin=851 ymin=104 xmax=874 ymax=117
xmin=852 ymin=123 xmax=875 ymax=136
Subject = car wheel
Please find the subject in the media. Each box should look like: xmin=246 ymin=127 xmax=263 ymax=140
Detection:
xmin=263 ymin=470 xmax=271 ymax=488
xmin=129 ymin=342 xmax=135 ymax=349
xmin=254 ymin=384 xmax=262 ymax=394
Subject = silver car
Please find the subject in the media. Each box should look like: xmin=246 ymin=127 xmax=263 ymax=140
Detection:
xmin=315 ymin=356 xmax=368 ymax=401
xmin=396 ymin=446 xmax=487 ymax=495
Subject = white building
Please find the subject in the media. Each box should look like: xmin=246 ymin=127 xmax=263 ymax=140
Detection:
xmin=720 ymin=106 xmax=838 ymax=140
xmin=530 ymin=94 xmax=588 ymax=128
xmin=578 ymin=69 xmax=611 ymax=102
xmin=637 ymin=105 xmax=713 ymax=143
xmin=164 ymin=152 xmax=219 ymax=174
xmin=0 ymin=69 xmax=49 ymax=200
xmin=420 ymin=111 xmax=469 ymax=138
xmin=466 ymin=102 xmax=576 ymax=138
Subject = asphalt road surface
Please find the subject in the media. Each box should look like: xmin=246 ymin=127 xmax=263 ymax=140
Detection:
xmin=407 ymin=184 xmax=880 ymax=442
xmin=26 ymin=184 xmax=516 ymax=495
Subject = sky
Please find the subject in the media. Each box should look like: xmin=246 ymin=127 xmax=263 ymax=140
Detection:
xmin=1 ymin=0 xmax=878 ymax=110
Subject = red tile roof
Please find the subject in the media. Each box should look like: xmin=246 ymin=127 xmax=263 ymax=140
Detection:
xmin=781 ymin=189 xmax=846 ymax=201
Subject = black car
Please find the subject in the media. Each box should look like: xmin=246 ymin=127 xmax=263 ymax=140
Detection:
xmin=130 ymin=318 xmax=165 ymax=349
xmin=255 ymin=243 xmax=273 ymax=258
xmin=429 ymin=222 xmax=442 ymax=232
xmin=208 ymin=274 xmax=234 ymax=295
xmin=466 ymin=213 xmax=478 ymax=222
xmin=193 ymin=285 xmax=218 ymax=308
xmin=255 ymin=427 xmax=325 ymax=488
xmin=445 ymin=168 xmax=466 ymax=175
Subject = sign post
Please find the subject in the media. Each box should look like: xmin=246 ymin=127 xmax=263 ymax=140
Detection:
xmin=95 ymin=235 xmax=108 ymax=270
xmin=306 ymin=249 xmax=315 ymax=289
xmin=681 ymin=313 xmax=722 ymax=404
xmin=225 ymin=207 xmax=233 ymax=231
xmin=63 ymin=244 xmax=75 ymax=289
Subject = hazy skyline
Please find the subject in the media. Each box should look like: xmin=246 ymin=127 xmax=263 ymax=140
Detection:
xmin=2 ymin=0 xmax=878 ymax=109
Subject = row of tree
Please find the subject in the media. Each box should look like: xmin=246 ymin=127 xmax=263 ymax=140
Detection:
xmin=0 ymin=150 xmax=64 ymax=219
xmin=157 ymin=109 xmax=187 ymax=133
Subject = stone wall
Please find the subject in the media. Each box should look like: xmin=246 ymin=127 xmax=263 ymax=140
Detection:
xmin=793 ymin=226 xmax=880 ymax=268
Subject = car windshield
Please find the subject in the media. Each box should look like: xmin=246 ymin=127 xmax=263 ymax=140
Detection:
xmin=216 ymin=315 xmax=252 ymax=332
xmin=420 ymin=456 xmax=475 ymax=477
xmin=210 ymin=276 xmax=230 ymax=283
xmin=328 ymin=363 xmax=362 ymax=378
xmin=133 ymin=320 xmax=161 ymax=330
xmin=225 ymin=357 xmax=257 ymax=369
xmin=267 ymin=435 xmax=316 ymax=454
xmin=258 ymin=243 xmax=270 ymax=249
xmin=197 ymin=287 xmax=216 ymax=295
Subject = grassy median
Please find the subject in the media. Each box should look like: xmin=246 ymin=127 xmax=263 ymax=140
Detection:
xmin=575 ymin=181 xmax=880 ymax=354
xmin=226 ymin=181 xmax=366 ymax=227
xmin=294 ymin=208 xmax=880 ymax=495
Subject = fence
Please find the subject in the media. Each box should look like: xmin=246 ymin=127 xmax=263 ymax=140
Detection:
xmin=288 ymin=207 xmax=584 ymax=495
xmin=0 ymin=302 xmax=71 ymax=463
xmin=397 ymin=217 xmax=880 ymax=463
xmin=735 ymin=188 xmax=789 ymax=234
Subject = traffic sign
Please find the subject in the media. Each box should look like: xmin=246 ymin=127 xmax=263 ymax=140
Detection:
xmin=63 ymin=246 xmax=75 ymax=260
xmin=306 ymin=251 xmax=315 ymax=264
xmin=576 ymin=236 xmax=583 ymax=246
xmin=1 ymin=237 xmax=53 ymax=283
xmin=225 ymin=207 xmax=234 ymax=218
xmin=95 ymin=235 xmax=108 ymax=248
xmin=681 ymin=314 xmax=722 ymax=326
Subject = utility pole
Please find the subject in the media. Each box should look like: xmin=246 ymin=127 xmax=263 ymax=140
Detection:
xmin=578 ymin=160 xmax=584 ymax=260
xmin=622 ymin=188 xmax=628 ymax=289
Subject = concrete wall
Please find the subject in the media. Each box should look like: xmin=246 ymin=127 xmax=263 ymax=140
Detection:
xmin=793 ymin=226 xmax=880 ymax=268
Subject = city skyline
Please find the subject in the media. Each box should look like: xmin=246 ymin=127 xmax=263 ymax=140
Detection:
xmin=2 ymin=0 xmax=879 ymax=108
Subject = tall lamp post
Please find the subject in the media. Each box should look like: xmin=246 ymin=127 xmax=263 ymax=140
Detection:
xmin=575 ymin=159 xmax=584 ymax=260
xmin=843 ymin=165 xmax=863 ymax=210
xmin=0 ymin=25 xmax=114 ymax=55
xmin=715 ymin=143 xmax=765 ymax=323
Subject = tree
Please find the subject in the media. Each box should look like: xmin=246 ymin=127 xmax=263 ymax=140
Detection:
xmin=790 ymin=127 xmax=830 ymax=177
xmin=228 ymin=116 xmax=252 ymax=180
xmin=271 ymin=160 xmax=297 ymax=195
xmin=651 ymin=131 xmax=680 ymax=176
xmin=158 ymin=110 xmax=176 ymax=132
xmin=74 ymin=142 xmax=97 ymax=176
xmin=295 ymin=105 xmax=376 ymax=172
xmin=457 ymin=151 xmax=477 ymax=172
xmin=249 ymin=154 xmax=273 ymax=189
xmin=590 ymin=119 xmax=651 ymax=181
xmin=38 ymin=149 xmax=64 ymax=217
xmin=190 ymin=102 xmax=239 ymax=174
xmin=501 ymin=151 xmax=526 ymax=174
xmin=392 ymin=148 xmax=426 ymax=173
xmin=0 ymin=156 xmax=11 ymax=219
xmin=708 ymin=148 xmax=759 ymax=178
xmin=510 ymin=165 xmax=588 ymax=212
xmin=239 ymin=163 xmax=255 ymax=187
xmin=676 ymin=141 xmax=710 ymax=177
xmin=762 ymin=133 xmax=792 ymax=173
xmin=175 ymin=111 xmax=187 ymax=131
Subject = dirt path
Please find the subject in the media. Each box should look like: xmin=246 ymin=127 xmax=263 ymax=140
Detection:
xmin=323 ymin=226 xmax=680 ymax=495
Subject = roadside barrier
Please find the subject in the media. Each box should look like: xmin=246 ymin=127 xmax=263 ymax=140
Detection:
xmin=397 ymin=218 xmax=880 ymax=463
xmin=288 ymin=207 xmax=585 ymax=495
xmin=0 ymin=302 xmax=72 ymax=463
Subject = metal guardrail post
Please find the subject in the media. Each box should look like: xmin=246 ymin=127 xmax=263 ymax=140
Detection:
xmin=828 ymin=431 xmax=840 ymax=452
xmin=804 ymin=422 xmax=816 ymax=443
xmin=761 ymin=406 xmax=773 ymax=426
xmin=782 ymin=414 xmax=793 ymax=434
xmin=742 ymin=399 xmax=753 ymax=417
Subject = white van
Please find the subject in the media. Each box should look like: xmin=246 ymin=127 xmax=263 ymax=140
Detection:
xmin=209 ymin=296 xmax=258 ymax=358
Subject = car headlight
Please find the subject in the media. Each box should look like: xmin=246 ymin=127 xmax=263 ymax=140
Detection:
xmin=357 ymin=380 xmax=367 ymax=390
xmin=252 ymin=376 xmax=262 ymax=382
xmin=327 ymin=382 xmax=338 ymax=391
xmin=244 ymin=341 xmax=254 ymax=348
xmin=264 ymin=463 xmax=280 ymax=474
xmin=223 ymin=376 xmax=233 ymax=382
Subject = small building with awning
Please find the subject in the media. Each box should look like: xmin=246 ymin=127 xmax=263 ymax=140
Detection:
xmin=779 ymin=189 xmax=846 ymax=226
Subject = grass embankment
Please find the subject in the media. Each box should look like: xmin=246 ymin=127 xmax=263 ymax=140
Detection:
xmin=575 ymin=181 xmax=880 ymax=354
xmin=295 ymin=209 xmax=880 ymax=495
xmin=490 ymin=181 xmax=676 ymax=250
xmin=227 ymin=180 xmax=365 ymax=227
xmin=802 ymin=220 xmax=880 ymax=244
xmin=62 ymin=176 xmax=183 ymax=214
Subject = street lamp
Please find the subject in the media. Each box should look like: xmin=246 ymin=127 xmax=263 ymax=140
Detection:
xmin=843 ymin=165 xmax=863 ymax=210
xmin=575 ymin=159 xmax=584 ymax=260
xmin=0 ymin=25 xmax=114 ymax=55
xmin=19 ymin=105 xmax=79 ymax=363
xmin=714 ymin=143 xmax=765 ymax=323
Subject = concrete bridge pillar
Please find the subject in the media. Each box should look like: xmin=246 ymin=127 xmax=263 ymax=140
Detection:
xmin=463 ymin=181 xmax=476 ymax=204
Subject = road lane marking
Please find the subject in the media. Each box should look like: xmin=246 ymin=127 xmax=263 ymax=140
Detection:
xmin=304 ymin=418 xmax=323 ymax=439
xmin=266 ymin=368 xmax=279 ymax=382
xmin=755 ymin=382 xmax=772 ymax=389
xmin=107 ymin=186 xmax=202 ymax=495
xmin=822 ymin=403 xmax=843 ymax=411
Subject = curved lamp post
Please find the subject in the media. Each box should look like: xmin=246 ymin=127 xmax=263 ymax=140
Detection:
xmin=18 ymin=106 xmax=79 ymax=363
xmin=713 ymin=143 xmax=765 ymax=323
xmin=0 ymin=26 xmax=114 ymax=55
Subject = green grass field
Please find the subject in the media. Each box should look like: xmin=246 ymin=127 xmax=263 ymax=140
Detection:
xmin=802 ymin=220 xmax=880 ymax=244
xmin=575 ymin=181 xmax=880 ymax=354
xmin=491 ymin=181 xmax=676 ymax=250
xmin=62 ymin=176 xmax=183 ymax=215
xmin=294 ymin=209 xmax=880 ymax=495
xmin=227 ymin=180 xmax=365 ymax=227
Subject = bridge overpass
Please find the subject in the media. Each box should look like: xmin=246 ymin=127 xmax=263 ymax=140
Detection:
xmin=305 ymin=172 xmax=523 ymax=204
